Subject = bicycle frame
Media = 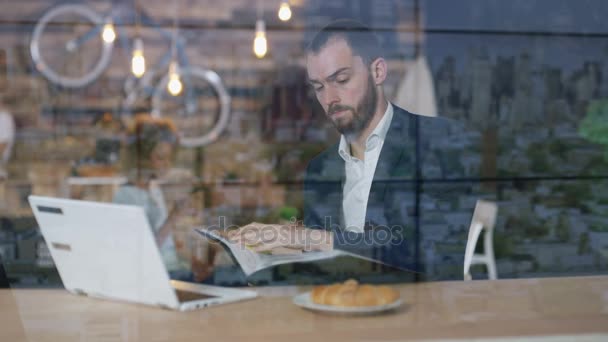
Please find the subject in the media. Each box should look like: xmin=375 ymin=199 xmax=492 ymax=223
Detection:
xmin=31 ymin=2 xmax=231 ymax=148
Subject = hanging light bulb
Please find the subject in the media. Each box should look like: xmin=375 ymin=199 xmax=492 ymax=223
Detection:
xmin=278 ymin=1 xmax=292 ymax=21
xmin=167 ymin=61 xmax=182 ymax=96
xmin=131 ymin=38 xmax=146 ymax=78
xmin=101 ymin=21 xmax=116 ymax=43
xmin=168 ymin=73 xmax=182 ymax=96
xmin=253 ymin=19 xmax=267 ymax=58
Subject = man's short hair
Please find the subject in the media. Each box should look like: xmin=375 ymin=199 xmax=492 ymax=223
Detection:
xmin=306 ymin=19 xmax=383 ymax=66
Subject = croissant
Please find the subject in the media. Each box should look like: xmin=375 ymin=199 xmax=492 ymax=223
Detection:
xmin=310 ymin=279 xmax=400 ymax=307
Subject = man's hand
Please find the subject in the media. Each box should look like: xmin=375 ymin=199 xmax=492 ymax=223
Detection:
xmin=225 ymin=222 xmax=333 ymax=253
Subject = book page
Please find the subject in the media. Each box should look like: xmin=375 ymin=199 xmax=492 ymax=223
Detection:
xmin=195 ymin=227 xmax=345 ymax=275
xmin=195 ymin=226 xmax=391 ymax=276
xmin=255 ymin=249 xmax=347 ymax=271
xmin=195 ymin=228 xmax=261 ymax=275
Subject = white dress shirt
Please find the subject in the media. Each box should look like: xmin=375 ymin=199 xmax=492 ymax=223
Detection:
xmin=339 ymin=102 xmax=394 ymax=233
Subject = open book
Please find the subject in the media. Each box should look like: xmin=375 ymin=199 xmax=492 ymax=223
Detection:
xmin=195 ymin=224 xmax=379 ymax=277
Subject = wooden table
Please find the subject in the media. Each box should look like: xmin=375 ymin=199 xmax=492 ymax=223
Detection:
xmin=2 ymin=276 xmax=608 ymax=341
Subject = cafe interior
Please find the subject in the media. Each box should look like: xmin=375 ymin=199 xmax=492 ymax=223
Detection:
xmin=1 ymin=0 xmax=608 ymax=340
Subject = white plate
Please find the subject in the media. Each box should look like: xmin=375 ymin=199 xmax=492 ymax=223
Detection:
xmin=292 ymin=292 xmax=403 ymax=314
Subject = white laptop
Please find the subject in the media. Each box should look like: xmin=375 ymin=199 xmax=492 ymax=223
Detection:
xmin=28 ymin=195 xmax=257 ymax=311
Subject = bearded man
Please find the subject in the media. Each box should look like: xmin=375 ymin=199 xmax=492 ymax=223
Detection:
xmin=302 ymin=19 xmax=422 ymax=276
xmin=231 ymin=20 xmax=458 ymax=279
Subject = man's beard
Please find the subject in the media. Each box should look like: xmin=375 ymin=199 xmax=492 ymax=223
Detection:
xmin=328 ymin=74 xmax=377 ymax=140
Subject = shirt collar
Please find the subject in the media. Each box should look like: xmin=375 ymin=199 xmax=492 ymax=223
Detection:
xmin=338 ymin=101 xmax=394 ymax=161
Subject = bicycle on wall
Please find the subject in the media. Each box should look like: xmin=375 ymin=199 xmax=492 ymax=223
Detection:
xmin=29 ymin=1 xmax=231 ymax=148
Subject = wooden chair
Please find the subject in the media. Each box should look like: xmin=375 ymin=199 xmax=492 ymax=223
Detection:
xmin=463 ymin=200 xmax=498 ymax=281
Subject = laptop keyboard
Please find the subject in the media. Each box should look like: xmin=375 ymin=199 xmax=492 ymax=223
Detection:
xmin=174 ymin=288 xmax=217 ymax=303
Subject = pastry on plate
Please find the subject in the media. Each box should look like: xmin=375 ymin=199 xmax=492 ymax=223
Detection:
xmin=310 ymin=279 xmax=400 ymax=307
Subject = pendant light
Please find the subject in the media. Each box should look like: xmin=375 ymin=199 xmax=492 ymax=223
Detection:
xmin=253 ymin=0 xmax=268 ymax=58
xmin=131 ymin=1 xmax=145 ymax=78
xmin=277 ymin=0 xmax=291 ymax=22
xmin=167 ymin=0 xmax=182 ymax=96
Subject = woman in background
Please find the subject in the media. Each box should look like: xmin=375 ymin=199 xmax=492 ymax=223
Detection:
xmin=113 ymin=114 xmax=214 ymax=282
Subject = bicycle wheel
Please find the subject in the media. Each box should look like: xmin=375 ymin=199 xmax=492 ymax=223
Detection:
xmin=152 ymin=67 xmax=231 ymax=148
xmin=30 ymin=4 xmax=113 ymax=88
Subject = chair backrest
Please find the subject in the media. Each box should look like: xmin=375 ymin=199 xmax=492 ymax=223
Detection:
xmin=471 ymin=200 xmax=497 ymax=231
xmin=463 ymin=200 xmax=498 ymax=281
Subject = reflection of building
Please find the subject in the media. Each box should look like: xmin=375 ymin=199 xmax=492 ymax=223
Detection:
xmin=494 ymin=57 xmax=515 ymax=98
xmin=542 ymin=67 xmax=577 ymax=126
xmin=435 ymin=56 xmax=459 ymax=116
xmin=570 ymin=61 xmax=601 ymax=104
xmin=469 ymin=50 xmax=493 ymax=126
xmin=543 ymin=67 xmax=562 ymax=100
xmin=511 ymin=54 xmax=541 ymax=129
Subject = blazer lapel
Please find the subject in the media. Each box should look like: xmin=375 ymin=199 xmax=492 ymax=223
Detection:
xmin=366 ymin=106 xmax=417 ymax=225
xmin=319 ymin=147 xmax=346 ymax=230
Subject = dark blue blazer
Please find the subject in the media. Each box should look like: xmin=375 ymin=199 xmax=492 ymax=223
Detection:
xmin=303 ymin=104 xmax=458 ymax=274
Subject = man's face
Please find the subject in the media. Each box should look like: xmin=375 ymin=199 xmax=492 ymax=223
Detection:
xmin=307 ymin=37 xmax=377 ymax=138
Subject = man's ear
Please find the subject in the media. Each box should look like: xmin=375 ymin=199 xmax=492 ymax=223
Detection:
xmin=370 ymin=57 xmax=387 ymax=85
